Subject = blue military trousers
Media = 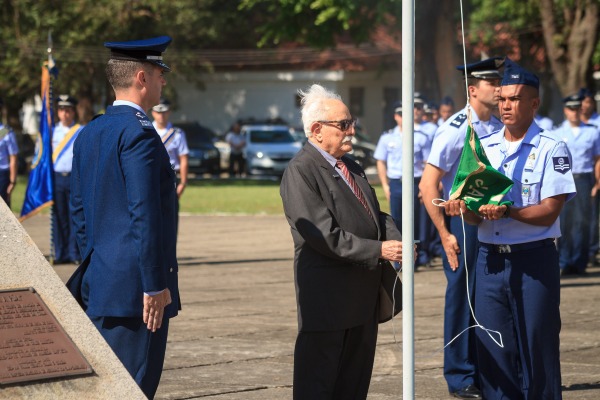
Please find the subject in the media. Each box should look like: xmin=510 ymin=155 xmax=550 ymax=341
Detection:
xmin=389 ymin=177 xmax=430 ymax=266
xmin=558 ymin=173 xmax=593 ymax=272
xmin=441 ymin=216 xmax=479 ymax=392
xmin=475 ymin=242 xmax=562 ymax=399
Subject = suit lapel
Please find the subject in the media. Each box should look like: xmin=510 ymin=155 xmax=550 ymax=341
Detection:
xmin=344 ymin=158 xmax=381 ymax=232
xmin=303 ymin=144 xmax=380 ymax=230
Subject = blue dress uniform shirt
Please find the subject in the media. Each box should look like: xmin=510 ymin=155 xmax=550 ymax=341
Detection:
xmin=552 ymin=120 xmax=600 ymax=174
xmin=152 ymin=121 xmax=189 ymax=171
xmin=427 ymin=106 xmax=504 ymax=199
xmin=0 ymin=124 xmax=18 ymax=170
xmin=52 ymin=122 xmax=84 ymax=173
xmin=477 ymin=123 xmax=576 ymax=245
xmin=373 ymin=126 xmax=430 ymax=178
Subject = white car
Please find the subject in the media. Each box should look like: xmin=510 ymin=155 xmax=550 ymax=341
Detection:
xmin=242 ymin=124 xmax=302 ymax=176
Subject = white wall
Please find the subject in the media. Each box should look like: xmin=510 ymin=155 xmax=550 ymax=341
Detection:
xmin=170 ymin=69 xmax=402 ymax=141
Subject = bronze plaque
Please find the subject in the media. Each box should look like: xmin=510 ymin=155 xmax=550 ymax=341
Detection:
xmin=0 ymin=288 xmax=93 ymax=385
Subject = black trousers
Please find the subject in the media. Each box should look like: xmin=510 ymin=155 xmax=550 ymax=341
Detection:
xmin=293 ymin=313 xmax=379 ymax=400
xmin=0 ymin=169 xmax=10 ymax=207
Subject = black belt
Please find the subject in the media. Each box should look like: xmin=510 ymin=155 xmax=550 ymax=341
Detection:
xmin=55 ymin=172 xmax=71 ymax=177
xmin=572 ymin=173 xmax=592 ymax=178
xmin=480 ymin=238 xmax=555 ymax=254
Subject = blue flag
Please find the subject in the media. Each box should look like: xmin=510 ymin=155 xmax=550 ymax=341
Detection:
xmin=19 ymin=62 xmax=55 ymax=221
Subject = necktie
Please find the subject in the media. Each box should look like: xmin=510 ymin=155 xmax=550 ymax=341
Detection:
xmin=336 ymin=160 xmax=374 ymax=220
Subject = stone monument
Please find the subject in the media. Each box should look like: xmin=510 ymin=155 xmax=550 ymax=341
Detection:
xmin=0 ymin=201 xmax=145 ymax=399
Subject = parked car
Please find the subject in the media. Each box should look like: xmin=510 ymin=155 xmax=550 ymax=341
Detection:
xmin=174 ymin=122 xmax=221 ymax=175
xmin=242 ymin=124 xmax=302 ymax=176
xmin=347 ymin=129 xmax=377 ymax=170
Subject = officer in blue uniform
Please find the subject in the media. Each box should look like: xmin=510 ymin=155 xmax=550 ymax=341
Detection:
xmin=580 ymin=88 xmax=600 ymax=264
xmin=420 ymin=57 xmax=505 ymax=399
xmin=375 ymin=101 xmax=431 ymax=268
xmin=151 ymin=97 xmax=189 ymax=198
xmin=534 ymin=113 xmax=554 ymax=131
xmin=52 ymin=95 xmax=83 ymax=264
xmin=68 ymin=36 xmax=180 ymax=399
xmin=442 ymin=58 xmax=576 ymax=400
xmin=553 ymin=93 xmax=600 ymax=275
xmin=0 ymin=99 xmax=18 ymax=208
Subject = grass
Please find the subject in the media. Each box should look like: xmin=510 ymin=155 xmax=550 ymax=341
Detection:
xmin=10 ymin=176 xmax=390 ymax=216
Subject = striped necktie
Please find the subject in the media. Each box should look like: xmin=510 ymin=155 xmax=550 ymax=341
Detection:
xmin=336 ymin=160 xmax=374 ymax=220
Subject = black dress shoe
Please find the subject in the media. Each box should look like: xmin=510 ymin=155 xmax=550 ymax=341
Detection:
xmin=451 ymin=385 xmax=482 ymax=399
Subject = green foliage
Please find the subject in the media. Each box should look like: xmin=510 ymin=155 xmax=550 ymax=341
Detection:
xmin=468 ymin=0 xmax=540 ymax=44
xmin=0 ymin=0 xmax=264 ymax=121
xmin=239 ymin=0 xmax=400 ymax=48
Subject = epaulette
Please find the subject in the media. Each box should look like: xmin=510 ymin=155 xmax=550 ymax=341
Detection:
xmin=450 ymin=113 xmax=467 ymax=128
xmin=539 ymin=128 xmax=561 ymax=142
xmin=134 ymin=111 xmax=155 ymax=130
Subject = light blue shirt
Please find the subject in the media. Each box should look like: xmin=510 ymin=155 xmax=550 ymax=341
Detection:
xmin=417 ymin=121 xmax=438 ymax=142
xmin=477 ymin=122 xmax=576 ymax=245
xmin=586 ymin=112 xmax=600 ymax=129
xmin=307 ymin=140 xmax=361 ymax=190
xmin=374 ymin=126 xmax=430 ymax=178
xmin=534 ymin=114 xmax=554 ymax=131
xmin=152 ymin=122 xmax=189 ymax=171
xmin=113 ymin=100 xmax=146 ymax=115
xmin=0 ymin=124 xmax=18 ymax=171
xmin=552 ymin=120 xmax=600 ymax=174
xmin=52 ymin=122 xmax=84 ymax=173
xmin=427 ymin=106 xmax=504 ymax=199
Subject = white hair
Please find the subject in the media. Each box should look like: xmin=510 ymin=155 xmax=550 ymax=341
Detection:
xmin=298 ymin=84 xmax=342 ymax=137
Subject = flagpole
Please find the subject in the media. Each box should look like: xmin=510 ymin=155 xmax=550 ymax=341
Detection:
xmin=48 ymin=30 xmax=55 ymax=265
xmin=401 ymin=0 xmax=415 ymax=398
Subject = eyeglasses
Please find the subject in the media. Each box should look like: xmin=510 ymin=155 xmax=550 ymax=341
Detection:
xmin=317 ymin=118 xmax=357 ymax=132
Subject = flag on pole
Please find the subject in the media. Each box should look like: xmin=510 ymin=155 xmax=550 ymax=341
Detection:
xmin=19 ymin=61 xmax=56 ymax=221
xmin=449 ymin=118 xmax=513 ymax=214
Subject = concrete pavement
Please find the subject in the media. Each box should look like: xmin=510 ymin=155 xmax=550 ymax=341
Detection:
xmin=20 ymin=214 xmax=600 ymax=399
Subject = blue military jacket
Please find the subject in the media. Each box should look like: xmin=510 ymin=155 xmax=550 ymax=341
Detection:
xmin=70 ymin=104 xmax=180 ymax=318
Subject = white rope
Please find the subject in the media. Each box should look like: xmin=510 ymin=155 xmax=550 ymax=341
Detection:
xmin=432 ymin=198 xmax=503 ymax=349
xmin=389 ymin=0 xmax=503 ymax=359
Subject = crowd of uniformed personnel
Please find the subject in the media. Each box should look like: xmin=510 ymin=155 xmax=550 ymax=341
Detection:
xmin=372 ymin=57 xmax=599 ymax=399
xmin=1 ymin=41 xmax=600 ymax=399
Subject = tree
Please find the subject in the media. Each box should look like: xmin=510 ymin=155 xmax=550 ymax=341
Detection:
xmin=469 ymin=0 xmax=600 ymax=96
xmin=0 ymin=0 xmax=264 ymax=126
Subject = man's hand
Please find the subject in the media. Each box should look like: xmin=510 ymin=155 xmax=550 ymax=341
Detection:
xmin=441 ymin=233 xmax=461 ymax=271
xmin=176 ymin=182 xmax=186 ymax=198
xmin=382 ymin=183 xmax=390 ymax=202
xmin=478 ymin=204 xmax=507 ymax=220
xmin=441 ymin=199 xmax=467 ymax=217
xmin=381 ymin=240 xmax=403 ymax=262
xmin=143 ymin=289 xmax=172 ymax=332
xmin=6 ymin=181 xmax=15 ymax=195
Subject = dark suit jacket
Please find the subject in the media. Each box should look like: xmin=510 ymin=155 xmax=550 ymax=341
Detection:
xmin=69 ymin=105 xmax=180 ymax=319
xmin=280 ymin=142 xmax=401 ymax=332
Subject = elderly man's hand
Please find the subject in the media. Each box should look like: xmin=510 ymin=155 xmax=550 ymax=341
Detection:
xmin=143 ymin=289 xmax=172 ymax=332
xmin=381 ymin=240 xmax=404 ymax=262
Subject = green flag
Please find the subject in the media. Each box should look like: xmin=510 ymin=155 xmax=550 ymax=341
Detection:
xmin=449 ymin=120 xmax=513 ymax=214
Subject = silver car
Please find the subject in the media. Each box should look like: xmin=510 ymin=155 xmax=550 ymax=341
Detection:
xmin=242 ymin=124 xmax=302 ymax=176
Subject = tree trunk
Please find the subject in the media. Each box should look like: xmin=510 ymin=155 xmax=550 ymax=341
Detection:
xmin=539 ymin=0 xmax=599 ymax=96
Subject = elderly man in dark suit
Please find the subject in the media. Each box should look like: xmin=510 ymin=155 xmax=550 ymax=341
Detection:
xmin=280 ymin=84 xmax=405 ymax=399
xmin=68 ymin=36 xmax=179 ymax=399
